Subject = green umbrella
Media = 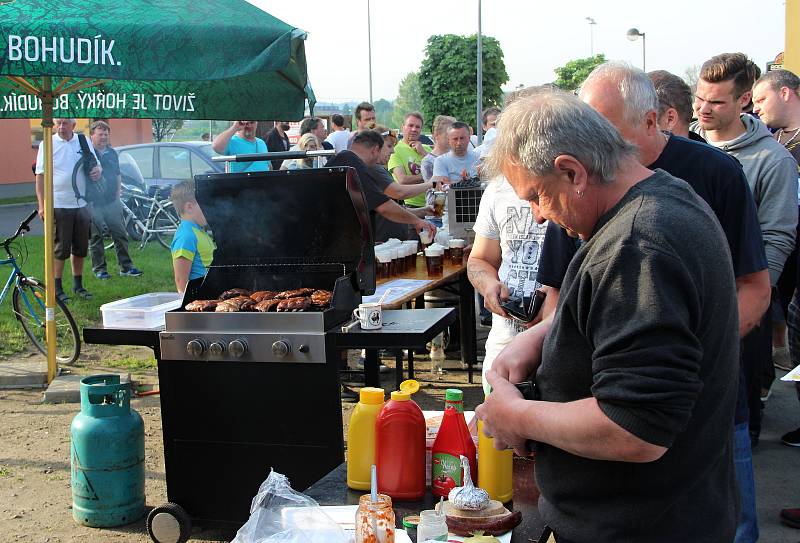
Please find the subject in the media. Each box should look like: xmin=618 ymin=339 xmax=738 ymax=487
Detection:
xmin=0 ymin=0 xmax=316 ymax=381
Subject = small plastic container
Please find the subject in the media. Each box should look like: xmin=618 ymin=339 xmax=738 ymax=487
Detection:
xmin=417 ymin=509 xmax=448 ymax=542
xmin=100 ymin=292 xmax=182 ymax=329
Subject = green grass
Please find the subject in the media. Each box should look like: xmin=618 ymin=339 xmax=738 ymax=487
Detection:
xmin=0 ymin=196 xmax=37 ymax=206
xmin=102 ymin=355 xmax=158 ymax=371
xmin=0 ymin=466 xmax=10 ymax=477
xmin=0 ymin=235 xmax=176 ymax=358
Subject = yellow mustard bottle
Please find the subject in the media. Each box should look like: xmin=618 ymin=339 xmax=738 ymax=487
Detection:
xmin=477 ymin=417 xmax=513 ymax=502
xmin=347 ymin=387 xmax=385 ymax=490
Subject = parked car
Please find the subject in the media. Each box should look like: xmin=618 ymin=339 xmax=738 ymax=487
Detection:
xmin=115 ymin=141 xmax=224 ymax=189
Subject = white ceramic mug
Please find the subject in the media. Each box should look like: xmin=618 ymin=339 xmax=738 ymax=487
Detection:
xmin=353 ymin=302 xmax=382 ymax=330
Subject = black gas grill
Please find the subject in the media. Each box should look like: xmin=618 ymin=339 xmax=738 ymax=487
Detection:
xmin=156 ymin=167 xmax=374 ymax=526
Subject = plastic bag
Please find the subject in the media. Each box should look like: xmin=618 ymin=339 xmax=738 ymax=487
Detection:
xmin=232 ymin=469 xmax=348 ymax=543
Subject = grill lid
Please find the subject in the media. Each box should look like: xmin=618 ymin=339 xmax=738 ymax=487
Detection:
xmin=194 ymin=167 xmax=375 ymax=294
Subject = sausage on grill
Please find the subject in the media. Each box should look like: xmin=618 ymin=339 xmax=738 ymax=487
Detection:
xmin=250 ymin=290 xmax=278 ymax=302
xmin=215 ymin=295 xmax=256 ymax=312
xmin=254 ymin=298 xmax=281 ymax=312
xmin=275 ymin=288 xmax=315 ymax=300
xmin=276 ymin=296 xmax=312 ymax=312
xmin=219 ymin=288 xmax=252 ymax=300
xmin=185 ymin=299 xmax=219 ymax=312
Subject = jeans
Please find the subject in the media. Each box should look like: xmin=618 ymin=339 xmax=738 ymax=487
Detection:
xmin=734 ymin=421 xmax=758 ymax=543
xmin=88 ymin=199 xmax=134 ymax=274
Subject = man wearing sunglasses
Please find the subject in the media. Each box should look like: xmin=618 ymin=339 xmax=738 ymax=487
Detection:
xmin=212 ymin=120 xmax=271 ymax=172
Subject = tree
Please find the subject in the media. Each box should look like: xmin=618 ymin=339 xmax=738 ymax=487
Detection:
xmin=152 ymin=119 xmax=184 ymax=142
xmin=392 ymin=72 xmax=423 ymax=128
xmin=374 ymin=98 xmax=395 ymax=127
xmin=553 ymin=54 xmax=607 ymax=91
xmin=684 ymin=64 xmax=701 ymax=94
xmin=418 ymin=34 xmax=508 ymax=132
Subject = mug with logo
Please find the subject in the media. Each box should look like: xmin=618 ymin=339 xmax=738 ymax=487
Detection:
xmin=354 ymin=302 xmax=382 ymax=330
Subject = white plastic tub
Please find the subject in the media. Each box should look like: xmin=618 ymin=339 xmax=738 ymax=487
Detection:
xmin=100 ymin=292 xmax=182 ymax=329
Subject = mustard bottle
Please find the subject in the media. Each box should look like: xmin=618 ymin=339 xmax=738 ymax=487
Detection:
xmin=477 ymin=399 xmax=513 ymax=502
xmin=347 ymin=387 xmax=385 ymax=490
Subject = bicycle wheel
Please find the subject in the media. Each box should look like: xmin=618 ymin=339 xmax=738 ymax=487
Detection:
xmin=152 ymin=204 xmax=180 ymax=250
xmin=12 ymin=279 xmax=81 ymax=365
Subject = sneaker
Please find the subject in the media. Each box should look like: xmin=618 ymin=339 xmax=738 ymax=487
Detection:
xmin=780 ymin=507 xmax=800 ymax=529
xmin=781 ymin=428 xmax=800 ymax=447
xmin=72 ymin=287 xmax=93 ymax=300
xmin=760 ymin=386 xmax=772 ymax=402
xmin=120 ymin=267 xmax=143 ymax=277
xmin=774 ymin=346 xmax=794 ymax=371
xmin=95 ymin=271 xmax=111 ymax=280
xmin=55 ymin=290 xmax=70 ymax=304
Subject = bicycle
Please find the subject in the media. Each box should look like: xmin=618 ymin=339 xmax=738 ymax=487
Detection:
xmin=2 ymin=210 xmax=81 ymax=365
xmin=103 ymin=184 xmax=179 ymax=251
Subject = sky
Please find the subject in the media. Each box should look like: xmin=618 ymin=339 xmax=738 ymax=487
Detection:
xmin=251 ymin=0 xmax=787 ymax=104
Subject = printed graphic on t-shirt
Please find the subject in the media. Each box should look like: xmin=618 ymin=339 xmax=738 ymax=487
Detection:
xmin=502 ymin=205 xmax=545 ymax=299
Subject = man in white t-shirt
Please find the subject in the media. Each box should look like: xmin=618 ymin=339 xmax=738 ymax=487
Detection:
xmin=325 ymin=113 xmax=351 ymax=153
xmin=468 ymin=177 xmax=548 ymax=393
xmin=35 ymin=118 xmax=102 ymax=302
xmin=432 ymin=121 xmax=480 ymax=185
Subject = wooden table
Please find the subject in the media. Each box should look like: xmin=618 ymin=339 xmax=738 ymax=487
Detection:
xmin=304 ymin=457 xmax=545 ymax=542
xmin=360 ymin=255 xmax=477 ymax=388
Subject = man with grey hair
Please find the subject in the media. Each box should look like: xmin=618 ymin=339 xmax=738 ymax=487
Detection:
xmin=35 ymin=118 xmax=102 ymax=302
xmin=476 ymin=89 xmax=739 ymax=542
xmin=534 ymin=61 xmax=768 ymax=542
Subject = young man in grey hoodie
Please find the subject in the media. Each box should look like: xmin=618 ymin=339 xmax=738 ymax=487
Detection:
xmin=692 ymin=53 xmax=797 ymax=458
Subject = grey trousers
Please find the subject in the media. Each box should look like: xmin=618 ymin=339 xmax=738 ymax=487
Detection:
xmin=89 ymin=199 xmax=134 ymax=274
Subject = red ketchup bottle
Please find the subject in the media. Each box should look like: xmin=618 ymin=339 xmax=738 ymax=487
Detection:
xmin=431 ymin=388 xmax=477 ymax=497
xmin=375 ymin=380 xmax=426 ymax=500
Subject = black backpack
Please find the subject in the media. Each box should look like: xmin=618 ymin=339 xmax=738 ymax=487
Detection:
xmin=72 ymin=134 xmax=107 ymax=204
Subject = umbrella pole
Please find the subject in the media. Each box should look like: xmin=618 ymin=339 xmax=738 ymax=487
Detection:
xmin=41 ymin=77 xmax=57 ymax=383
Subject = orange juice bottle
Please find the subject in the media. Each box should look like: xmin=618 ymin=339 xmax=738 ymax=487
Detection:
xmin=347 ymin=387 xmax=385 ymax=490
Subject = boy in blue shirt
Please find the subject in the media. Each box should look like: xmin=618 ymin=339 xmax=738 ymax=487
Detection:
xmin=170 ymin=180 xmax=215 ymax=293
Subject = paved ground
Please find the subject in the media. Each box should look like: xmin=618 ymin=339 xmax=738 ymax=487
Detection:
xmin=1 ymin=203 xmax=43 ymax=238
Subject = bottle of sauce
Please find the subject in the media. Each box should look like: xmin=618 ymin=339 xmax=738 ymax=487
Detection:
xmin=375 ymin=380 xmax=426 ymax=500
xmin=477 ymin=418 xmax=513 ymax=502
xmin=347 ymin=387 xmax=385 ymax=491
xmin=431 ymin=388 xmax=477 ymax=497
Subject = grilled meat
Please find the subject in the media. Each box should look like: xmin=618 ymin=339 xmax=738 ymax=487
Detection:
xmin=275 ymin=288 xmax=316 ymax=300
xmin=219 ymin=288 xmax=252 ymax=300
xmin=276 ymin=296 xmax=312 ymax=312
xmin=185 ymin=299 xmax=219 ymax=312
xmin=310 ymin=289 xmax=332 ymax=307
xmin=215 ymin=295 xmax=256 ymax=312
xmin=250 ymin=290 xmax=278 ymax=302
xmin=254 ymin=298 xmax=281 ymax=312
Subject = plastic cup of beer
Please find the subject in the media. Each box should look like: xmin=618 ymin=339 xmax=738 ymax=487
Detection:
xmin=432 ymin=191 xmax=447 ymax=218
xmin=376 ymin=250 xmax=392 ymax=279
xmin=449 ymin=238 xmax=466 ymax=265
xmin=425 ymin=245 xmax=445 ymax=277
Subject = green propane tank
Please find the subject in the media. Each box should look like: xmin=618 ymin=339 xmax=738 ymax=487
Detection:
xmin=70 ymin=374 xmax=145 ymax=527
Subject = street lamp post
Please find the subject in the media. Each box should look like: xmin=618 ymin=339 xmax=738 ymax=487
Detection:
xmin=367 ymin=0 xmax=373 ymax=103
xmin=626 ymin=28 xmax=646 ymax=71
xmin=585 ymin=17 xmax=596 ymax=57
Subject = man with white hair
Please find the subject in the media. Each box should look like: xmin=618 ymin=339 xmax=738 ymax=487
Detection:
xmin=533 ymin=62 xmax=768 ymax=542
xmin=35 ymin=118 xmax=102 ymax=302
xmin=476 ymin=89 xmax=739 ymax=542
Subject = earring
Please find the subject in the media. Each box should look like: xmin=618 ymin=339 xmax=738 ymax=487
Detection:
xmin=576 ymin=190 xmax=583 ymax=197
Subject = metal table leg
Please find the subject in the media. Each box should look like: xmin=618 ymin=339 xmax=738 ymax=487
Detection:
xmin=407 ymin=349 xmax=414 ymax=380
xmin=364 ymin=349 xmax=380 ymax=388
xmin=459 ymin=273 xmax=477 ymax=383
xmin=395 ymin=352 xmax=403 ymax=391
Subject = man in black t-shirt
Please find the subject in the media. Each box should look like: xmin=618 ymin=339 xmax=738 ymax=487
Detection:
xmin=265 ymin=122 xmax=291 ymax=171
xmin=87 ymin=121 xmax=141 ymax=279
xmin=325 ymin=130 xmax=435 ymax=240
xmin=535 ymin=63 xmax=769 ymax=541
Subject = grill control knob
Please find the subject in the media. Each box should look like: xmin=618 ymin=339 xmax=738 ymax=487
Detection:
xmin=228 ymin=339 xmax=247 ymax=358
xmin=209 ymin=342 xmax=225 ymax=356
xmin=186 ymin=339 xmax=205 ymax=357
xmin=272 ymin=340 xmax=291 ymax=358
xmin=298 ymin=344 xmax=310 ymax=354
